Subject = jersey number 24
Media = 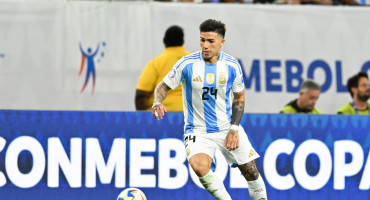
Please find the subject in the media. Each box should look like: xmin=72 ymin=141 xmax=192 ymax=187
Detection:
xmin=202 ymin=87 xmax=218 ymax=100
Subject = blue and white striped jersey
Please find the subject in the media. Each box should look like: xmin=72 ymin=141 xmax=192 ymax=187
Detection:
xmin=163 ymin=51 xmax=244 ymax=134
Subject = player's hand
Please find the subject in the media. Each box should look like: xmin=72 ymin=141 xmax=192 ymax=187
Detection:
xmin=152 ymin=103 xmax=167 ymax=120
xmin=224 ymin=129 xmax=239 ymax=151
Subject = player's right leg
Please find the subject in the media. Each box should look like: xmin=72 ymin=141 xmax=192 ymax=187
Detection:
xmin=184 ymin=133 xmax=232 ymax=200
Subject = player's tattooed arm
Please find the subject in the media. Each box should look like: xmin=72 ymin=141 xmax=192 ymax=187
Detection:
xmin=231 ymin=90 xmax=245 ymax=125
xmin=153 ymin=81 xmax=170 ymax=106
xmin=152 ymin=81 xmax=170 ymax=120
xmin=224 ymin=90 xmax=245 ymax=151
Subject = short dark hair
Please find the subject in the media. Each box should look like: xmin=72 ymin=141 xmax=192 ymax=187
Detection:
xmin=347 ymin=72 xmax=369 ymax=97
xmin=163 ymin=25 xmax=184 ymax=47
xmin=199 ymin=19 xmax=226 ymax=38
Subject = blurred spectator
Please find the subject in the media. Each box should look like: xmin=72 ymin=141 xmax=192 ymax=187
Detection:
xmin=276 ymin=0 xmax=365 ymax=4
xmin=155 ymin=0 xmax=189 ymax=1
xmin=154 ymin=0 xmax=245 ymax=2
xmin=355 ymin=0 xmax=370 ymax=5
xmin=276 ymin=0 xmax=333 ymax=4
xmin=155 ymin=0 xmax=366 ymax=3
xmin=280 ymin=79 xmax=321 ymax=114
xmin=135 ymin=25 xmax=190 ymax=111
xmin=253 ymin=0 xmax=274 ymax=3
xmin=217 ymin=0 xmax=244 ymax=2
xmin=334 ymin=0 xmax=366 ymax=5
xmin=337 ymin=72 xmax=370 ymax=115
xmin=334 ymin=0 xmax=362 ymax=5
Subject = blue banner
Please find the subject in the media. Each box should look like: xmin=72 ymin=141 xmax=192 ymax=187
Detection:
xmin=0 ymin=110 xmax=369 ymax=199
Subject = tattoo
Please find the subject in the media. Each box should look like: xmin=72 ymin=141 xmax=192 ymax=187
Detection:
xmin=230 ymin=130 xmax=237 ymax=138
xmin=233 ymin=91 xmax=243 ymax=99
xmin=237 ymin=160 xmax=259 ymax=181
xmin=153 ymin=81 xmax=171 ymax=106
xmin=231 ymin=91 xmax=245 ymax=125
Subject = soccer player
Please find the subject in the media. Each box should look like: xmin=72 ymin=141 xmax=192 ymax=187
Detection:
xmin=280 ymin=79 xmax=322 ymax=114
xmin=152 ymin=19 xmax=267 ymax=200
xmin=337 ymin=72 xmax=370 ymax=114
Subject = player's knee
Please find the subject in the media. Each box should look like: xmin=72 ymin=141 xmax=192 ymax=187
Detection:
xmin=189 ymin=158 xmax=210 ymax=177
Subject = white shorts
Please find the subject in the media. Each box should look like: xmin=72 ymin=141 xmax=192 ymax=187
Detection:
xmin=183 ymin=126 xmax=260 ymax=167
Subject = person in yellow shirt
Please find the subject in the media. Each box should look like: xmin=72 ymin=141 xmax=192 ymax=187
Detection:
xmin=135 ymin=25 xmax=190 ymax=111
xmin=337 ymin=72 xmax=370 ymax=115
xmin=280 ymin=79 xmax=322 ymax=114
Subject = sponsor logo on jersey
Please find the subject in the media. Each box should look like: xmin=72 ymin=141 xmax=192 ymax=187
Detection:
xmin=193 ymin=75 xmax=202 ymax=82
xmin=249 ymin=149 xmax=257 ymax=157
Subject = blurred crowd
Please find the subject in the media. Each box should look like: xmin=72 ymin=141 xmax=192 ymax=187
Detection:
xmin=154 ymin=0 xmax=368 ymax=5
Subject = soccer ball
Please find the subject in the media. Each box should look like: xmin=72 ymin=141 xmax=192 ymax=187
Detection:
xmin=117 ymin=188 xmax=147 ymax=200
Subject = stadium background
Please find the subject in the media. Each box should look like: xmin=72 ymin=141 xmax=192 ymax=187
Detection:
xmin=0 ymin=1 xmax=369 ymax=199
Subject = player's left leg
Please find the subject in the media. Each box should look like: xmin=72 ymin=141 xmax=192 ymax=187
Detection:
xmin=237 ymin=160 xmax=267 ymax=200
xmin=217 ymin=126 xmax=267 ymax=200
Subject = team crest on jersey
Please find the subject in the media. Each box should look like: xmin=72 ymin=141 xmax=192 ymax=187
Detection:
xmin=168 ymin=69 xmax=176 ymax=79
xmin=206 ymin=73 xmax=215 ymax=84
xmin=218 ymin=72 xmax=226 ymax=85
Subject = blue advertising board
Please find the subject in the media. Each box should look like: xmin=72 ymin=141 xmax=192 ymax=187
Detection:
xmin=0 ymin=110 xmax=369 ymax=199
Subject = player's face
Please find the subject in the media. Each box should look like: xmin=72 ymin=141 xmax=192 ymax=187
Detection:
xmin=200 ymin=32 xmax=225 ymax=64
xmin=355 ymin=77 xmax=370 ymax=102
xmin=299 ymin=89 xmax=320 ymax=111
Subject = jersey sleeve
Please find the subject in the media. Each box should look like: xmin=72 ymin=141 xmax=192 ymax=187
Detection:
xmin=231 ymin=62 xmax=245 ymax=93
xmin=163 ymin=58 xmax=185 ymax=90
